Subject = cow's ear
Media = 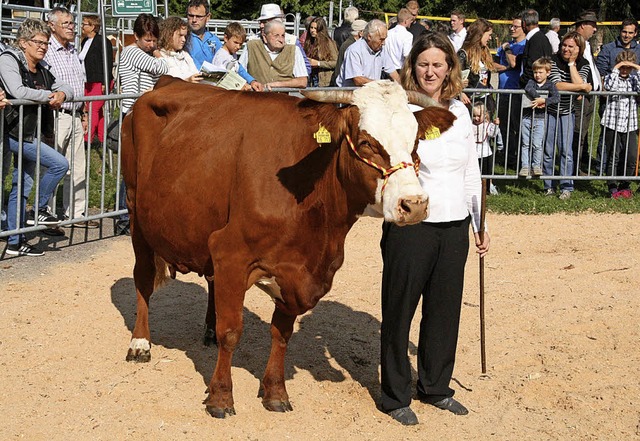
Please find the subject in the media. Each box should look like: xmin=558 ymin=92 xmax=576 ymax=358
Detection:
xmin=414 ymin=107 xmax=457 ymax=140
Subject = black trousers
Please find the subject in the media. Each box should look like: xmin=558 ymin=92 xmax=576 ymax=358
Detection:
xmin=380 ymin=217 xmax=470 ymax=412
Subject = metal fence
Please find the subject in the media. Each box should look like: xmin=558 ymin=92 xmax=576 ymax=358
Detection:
xmin=2 ymin=87 xmax=639 ymax=244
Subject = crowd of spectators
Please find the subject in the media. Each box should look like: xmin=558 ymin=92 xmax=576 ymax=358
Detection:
xmin=1 ymin=1 xmax=640 ymax=257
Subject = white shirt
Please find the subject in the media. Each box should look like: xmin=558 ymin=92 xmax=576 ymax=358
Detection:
xmin=449 ymin=27 xmax=467 ymax=53
xmin=159 ymin=49 xmax=199 ymax=80
xmin=583 ymin=41 xmax=601 ymax=91
xmin=382 ymin=25 xmax=413 ymax=73
xmin=413 ymin=99 xmax=482 ymax=231
xmin=545 ymin=30 xmax=559 ymax=53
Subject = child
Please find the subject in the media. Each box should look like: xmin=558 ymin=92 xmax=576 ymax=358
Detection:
xmin=520 ymin=57 xmax=560 ymax=177
xmin=601 ymin=50 xmax=640 ymax=199
xmin=208 ymin=22 xmax=263 ymax=91
xmin=472 ymin=101 xmax=500 ymax=194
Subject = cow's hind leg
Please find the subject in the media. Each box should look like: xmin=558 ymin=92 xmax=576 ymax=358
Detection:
xmin=203 ymin=278 xmax=217 ymax=346
xmin=260 ymin=308 xmax=296 ymax=412
xmin=126 ymin=231 xmax=157 ymax=363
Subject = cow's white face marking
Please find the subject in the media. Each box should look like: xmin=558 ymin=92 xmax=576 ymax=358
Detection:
xmin=352 ymin=81 xmax=428 ymax=223
xmin=129 ymin=338 xmax=151 ymax=353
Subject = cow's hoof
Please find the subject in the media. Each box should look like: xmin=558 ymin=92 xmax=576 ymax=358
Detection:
xmin=206 ymin=405 xmax=236 ymax=418
xmin=203 ymin=327 xmax=217 ymax=347
xmin=126 ymin=338 xmax=151 ymax=362
xmin=262 ymin=399 xmax=293 ymax=413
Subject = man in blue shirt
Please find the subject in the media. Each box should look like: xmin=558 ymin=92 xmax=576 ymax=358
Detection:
xmin=185 ymin=0 xmax=222 ymax=70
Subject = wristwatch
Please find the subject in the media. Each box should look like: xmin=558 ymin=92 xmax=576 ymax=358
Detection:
xmin=568 ymin=62 xmax=575 ymax=67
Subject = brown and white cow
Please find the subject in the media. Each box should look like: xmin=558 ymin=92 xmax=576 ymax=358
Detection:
xmin=120 ymin=76 xmax=455 ymax=417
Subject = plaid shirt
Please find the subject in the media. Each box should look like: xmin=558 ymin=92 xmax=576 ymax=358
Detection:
xmin=602 ymin=69 xmax=640 ymax=132
xmin=44 ymin=36 xmax=86 ymax=112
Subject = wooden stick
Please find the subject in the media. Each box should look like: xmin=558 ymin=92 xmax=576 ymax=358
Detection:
xmin=479 ymin=179 xmax=488 ymax=374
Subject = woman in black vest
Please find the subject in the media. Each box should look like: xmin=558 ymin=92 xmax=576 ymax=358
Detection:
xmin=0 ymin=18 xmax=73 ymax=256
xmin=79 ymin=14 xmax=113 ymax=145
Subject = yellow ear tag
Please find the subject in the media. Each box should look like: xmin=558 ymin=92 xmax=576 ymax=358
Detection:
xmin=314 ymin=124 xmax=332 ymax=144
xmin=424 ymin=126 xmax=441 ymax=140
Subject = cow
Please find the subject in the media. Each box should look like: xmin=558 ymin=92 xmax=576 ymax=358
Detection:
xmin=120 ymin=76 xmax=455 ymax=418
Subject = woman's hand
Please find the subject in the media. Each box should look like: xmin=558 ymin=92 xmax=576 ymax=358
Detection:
xmin=48 ymin=91 xmax=66 ymax=109
xmin=474 ymin=231 xmax=491 ymax=258
xmin=0 ymin=89 xmax=10 ymax=109
xmin=186 ymin=73 xmax=202 ymax=83
xmin=460 ymin=92 xmax=471 ymax=105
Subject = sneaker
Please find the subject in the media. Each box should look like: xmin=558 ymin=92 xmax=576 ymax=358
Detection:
xmin=559 ymin=190 xmax=571 ymax=200
xmin=73 ymin=220 xmax=100 ymax=228
xmin=489 ymin=184 xmax=499 ymax=195
xmin=533 ymin=166 xmax=543 ymax=176
xmin=518 ymin=167 xmax=530 ymax=177
xmin=6 ymin=241 xmax=44 ymax=256
xmin=544 ymin=188 xmax=556 ymax=197
xmin=26 ymin=208 xmax=60 ymax=226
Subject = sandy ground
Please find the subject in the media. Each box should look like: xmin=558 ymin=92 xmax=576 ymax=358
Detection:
xmin=1 ymin=213 xmax=639 ymax=440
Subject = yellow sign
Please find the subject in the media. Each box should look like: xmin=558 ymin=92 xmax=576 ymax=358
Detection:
xmin=424 ymin=126 xmax=441 ymax=140
xmin=314 ymin=124 xmax=331 ymax=144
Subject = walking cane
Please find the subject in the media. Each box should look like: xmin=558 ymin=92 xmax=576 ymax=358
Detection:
xmin=479 ymin=179 xmax=488 ymax=374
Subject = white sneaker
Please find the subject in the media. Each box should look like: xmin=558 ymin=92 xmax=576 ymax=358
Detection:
xmin=559 ymin=190 xmax=571 ymax=200
xmin=489 ymin=184 xmax=499 ymax=195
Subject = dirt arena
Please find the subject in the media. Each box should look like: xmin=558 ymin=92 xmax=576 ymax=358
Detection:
xmin=1 ymin=213 xmax=639 ymax=440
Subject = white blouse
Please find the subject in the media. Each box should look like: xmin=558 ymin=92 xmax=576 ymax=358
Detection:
xmin=159 ymin=49 xmax=199 ymax=80
xmin=414 ymin=99 xmax=483 ymax=231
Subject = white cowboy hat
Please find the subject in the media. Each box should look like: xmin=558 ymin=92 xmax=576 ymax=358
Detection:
xmin=258 ymin=3 xmax=284 ymax=21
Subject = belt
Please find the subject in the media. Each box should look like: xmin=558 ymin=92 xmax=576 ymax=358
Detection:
xmin=59 ymin=108 xmax=81 ymax=116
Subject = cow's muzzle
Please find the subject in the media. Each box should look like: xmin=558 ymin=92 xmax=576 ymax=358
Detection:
xmin=396 ymin=196 xmax=429 ymax=226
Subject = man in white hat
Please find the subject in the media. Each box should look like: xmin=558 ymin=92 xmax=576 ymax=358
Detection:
xmin=251 ymin=3 xmax=311 ymax=75
xmin=239 ymin=19 xmax=307 ymax=89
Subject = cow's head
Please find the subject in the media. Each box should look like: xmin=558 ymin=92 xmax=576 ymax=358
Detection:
xmin=302 ymin=81 xmax=443 ymax=226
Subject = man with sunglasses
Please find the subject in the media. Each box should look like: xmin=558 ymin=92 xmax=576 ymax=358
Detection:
xmin=44 ymin=7 xmax=98 ymax=228
xmin=184 ymin=0 xmax=222 ymax=70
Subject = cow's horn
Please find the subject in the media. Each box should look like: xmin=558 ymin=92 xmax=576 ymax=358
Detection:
xmin=405 ymin=91 xmax=442 ymax=108
xmin=300 ymin=90 xmax=354 ymax=104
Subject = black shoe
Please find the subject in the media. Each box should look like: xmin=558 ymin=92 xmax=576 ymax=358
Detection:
xmin=26 ymin=208 xmax=60 ymax=226
xmin=387 ymin=406 xmax=419 ymax=425
xmin=6 ymin=241 xmax=44 ymax=256
xmin=115 ymin=221 xmax=130 ymax=236
xmin=43 ymin=227 xmax=65 ymax=236
xmin=430 ymin=397 xmax=468 ymax=415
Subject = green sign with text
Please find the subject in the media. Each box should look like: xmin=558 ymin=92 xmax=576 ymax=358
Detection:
xmin=112 ymin=0 xmax=157 ymax=16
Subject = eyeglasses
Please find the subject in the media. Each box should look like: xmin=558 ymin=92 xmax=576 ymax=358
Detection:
xmin=187 ymin=13 xmax=207 ymax=20
xmin=29 ymin=39 xmax=50 ymax=48
xmin=510 ymin=25 xmax=522 ymax=29
xmin=56 ymin=20 xmax=76 ymax=28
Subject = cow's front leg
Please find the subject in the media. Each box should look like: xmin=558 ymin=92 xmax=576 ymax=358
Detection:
xmin=204 ymin=273 xmax=245 ymax=418
xmin=260 ymin=308 xmax=296 ymax=412
xmin=126 ymin=232 xmax=156 ymax=362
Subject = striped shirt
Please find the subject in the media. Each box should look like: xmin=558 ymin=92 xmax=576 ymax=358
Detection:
xmin=601 ymin=69 xmax=640 ymax=133
xmin=548 ymin=54 xmax=590 ymax=115
xmin=43 ymin=36 xmax=86 ymax=112
xmin=118 ymin=45 xmax=168 ymax=113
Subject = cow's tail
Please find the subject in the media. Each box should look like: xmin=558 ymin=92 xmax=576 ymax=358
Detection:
xmin=153 ymin=254 xmax=169 ymax=289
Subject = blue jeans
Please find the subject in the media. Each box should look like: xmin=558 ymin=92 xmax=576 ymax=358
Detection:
xmin=521 ymin=111 xmax=545 ymax=169
xmin=543 ymin=112 xmax=575 ymax=192
xmin=6 ymin=137 xmax=68 ymax=245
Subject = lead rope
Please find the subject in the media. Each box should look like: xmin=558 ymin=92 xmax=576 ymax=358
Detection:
xmin=345 ymin=134 xmax=419 ymax=194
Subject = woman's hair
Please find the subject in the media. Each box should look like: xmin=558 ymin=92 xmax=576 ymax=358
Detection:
xmin=461 ymin=18 xmax=494 ymax=72
xmin=14 ymin=18 xmax=50 ymax=49
xmin=561 ymin=31 xmax=585 ymax=62
xmin=84 ymin=14 xmax=101 ymax=33
xmin=159 ymin=16 xmax=188 ymax=50
xmin=133 ymin=13 xmax=160 ymax=39
xmin=400 ymin=31 xmax=463 ymax=101
xmin=303 ymin=17 xmax=337 ymax=62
